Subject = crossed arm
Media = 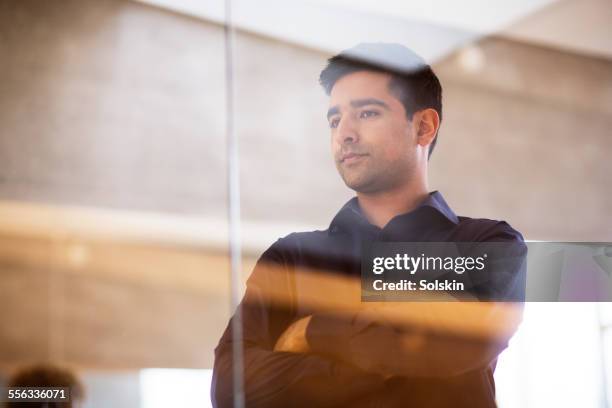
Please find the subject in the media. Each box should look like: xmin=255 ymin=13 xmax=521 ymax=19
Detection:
xmin=212 ymin=236 xmax=526 ymax=407
xmin=274 ymin=301 xmax=524 ymax=378
xmin=211 ymin=249 xmax=387 ymax=408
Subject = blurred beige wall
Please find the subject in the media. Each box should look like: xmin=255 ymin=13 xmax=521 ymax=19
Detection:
xmin=0 ymin=0 xmax=228 ymax=215
xmin=0 ymin=229 xmax=233 ymax=371
xmin=0 ymin=0 xmax=610 ymax=372
xmin=1 ymin=0 xmax=610 ymax=240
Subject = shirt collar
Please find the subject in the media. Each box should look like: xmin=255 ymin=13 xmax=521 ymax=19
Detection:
xmin=328 ymin=190 xmax=459 ymax=235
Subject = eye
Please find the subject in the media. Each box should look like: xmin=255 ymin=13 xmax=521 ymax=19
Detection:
xmin=359 ymin=110 xmax=379 ymax=119
xmin=329 ymin=117 xmax=340 ymax=129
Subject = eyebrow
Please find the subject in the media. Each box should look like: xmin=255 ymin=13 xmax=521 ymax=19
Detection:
xmin=326 ymin=98 xmax=390 ymax=120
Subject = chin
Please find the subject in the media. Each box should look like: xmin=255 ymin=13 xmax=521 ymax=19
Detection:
xmin=345 ymin=173 xmax=402 ymax=194
xmin=344 ymin=178 xmax=378 ymax=194
xmin=352 ymin=185 xmax=384 ymax=194
xmin=340 ymin=167 xmax=385 ymax=193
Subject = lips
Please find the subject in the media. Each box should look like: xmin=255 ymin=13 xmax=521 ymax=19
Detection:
xmin=340 ymin=152 xmax=367 ymax=163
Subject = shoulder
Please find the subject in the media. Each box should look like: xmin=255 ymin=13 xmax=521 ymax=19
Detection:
xmin=456 ymin=216 xmax=525 ymax=243
xmin=262 ymin=229 xmax=330 ymax=260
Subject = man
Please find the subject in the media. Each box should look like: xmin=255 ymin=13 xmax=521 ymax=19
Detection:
xmin=212 ymin=43 xmax=526 ymax=407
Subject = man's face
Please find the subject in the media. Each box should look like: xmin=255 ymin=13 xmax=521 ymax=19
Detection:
xmin=327 ymin=71 xmax=418 ymax=194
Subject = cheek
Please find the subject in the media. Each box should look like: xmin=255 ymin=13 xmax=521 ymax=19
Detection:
xmin=376 ymin=125 xmax=409 ymax=156
xmin=383 ymin=139 xmax=413 ymax=166
xmin=330 ymin=135 xmax=340 ymax=154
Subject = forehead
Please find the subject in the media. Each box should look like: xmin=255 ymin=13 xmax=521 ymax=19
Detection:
xmin=329 ymin=71 xmax=397 ymax=106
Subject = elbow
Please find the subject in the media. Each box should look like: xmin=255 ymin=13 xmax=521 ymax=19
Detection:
xmin=211 ymin=344 xmax=242 ymax=408
xmin=211 ymin=364 xmax=234 ymax=408
xmin=211 ymin=351 xmax=264 ymax=408
xmin=444 ymin=338 xmax=510 ymax=377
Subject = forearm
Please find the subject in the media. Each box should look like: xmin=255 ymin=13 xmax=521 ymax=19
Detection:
xmin=304 ymin=303 xmax=522 ymax=378
xmin=212 ymin=340 xmax=385 ymax=408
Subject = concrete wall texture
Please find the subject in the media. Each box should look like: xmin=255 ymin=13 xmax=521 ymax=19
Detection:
xmin=0 ymin=0 xmax=611 ymax=371
xmin=1 ymin=0 xmax=610 ymax=241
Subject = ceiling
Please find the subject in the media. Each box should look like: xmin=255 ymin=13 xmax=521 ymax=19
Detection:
xmin=134 ymin=0 xmax=611 ymax=61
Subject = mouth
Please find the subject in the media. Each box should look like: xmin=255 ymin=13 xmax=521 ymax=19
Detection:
xmin=340 ymin=153 xmax=367 ymax=162
xmin=340 ymin=153 xmax=368 ymax=164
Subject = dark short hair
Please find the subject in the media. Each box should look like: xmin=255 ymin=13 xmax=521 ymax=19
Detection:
xmin=319 ymin=43 xmax=443 ymax=158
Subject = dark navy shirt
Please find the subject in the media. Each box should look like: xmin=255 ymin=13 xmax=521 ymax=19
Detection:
xmin=212 ymin=191 xmax=526 ymax=408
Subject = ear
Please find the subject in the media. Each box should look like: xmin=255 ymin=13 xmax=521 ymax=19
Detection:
xmin=414 ymin=108 xmax=440 ymax=148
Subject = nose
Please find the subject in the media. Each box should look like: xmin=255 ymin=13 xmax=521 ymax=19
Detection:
xmin=336 ymin=115 xmax=359 ymax=144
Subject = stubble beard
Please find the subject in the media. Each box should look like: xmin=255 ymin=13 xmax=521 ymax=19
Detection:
xmin=337 ymin=156 xmax=414 ymax=194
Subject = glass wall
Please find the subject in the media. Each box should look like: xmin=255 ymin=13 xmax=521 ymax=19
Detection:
xmin=0 ymin=0 xmax=611 ymax=407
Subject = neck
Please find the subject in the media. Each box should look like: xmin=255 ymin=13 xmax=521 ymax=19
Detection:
xmin=356 ymin=179 xmax=429 ymax=229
